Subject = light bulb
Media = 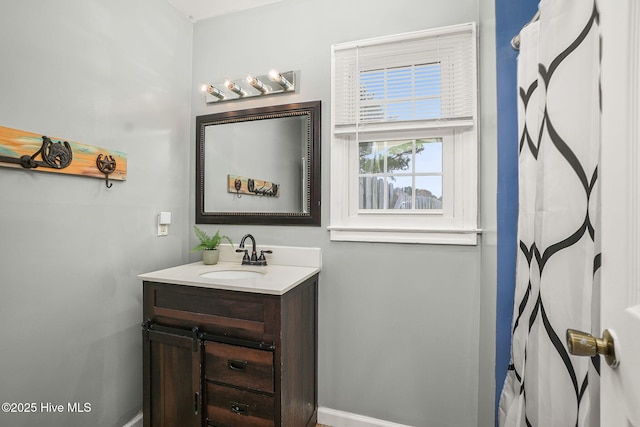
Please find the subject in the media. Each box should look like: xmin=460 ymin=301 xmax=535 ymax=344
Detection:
xmin=268 ymin=70 xmax=293 ymax=90
xmin=225 ymin=80 xmax=248 ymax=96
xmin=247 ymin=75 xmax=267 ymax=94
xmin=202 ymin=84 xmax=225 ymax=99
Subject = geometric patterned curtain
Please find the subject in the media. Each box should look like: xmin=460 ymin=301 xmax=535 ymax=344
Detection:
xmin=499 ymin=1 xmax=601 ymax=425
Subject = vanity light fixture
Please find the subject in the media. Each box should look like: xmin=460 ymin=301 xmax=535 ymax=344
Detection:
xmin=201 ymin=84 xmax=225 ymax=100
xmin=225 ymin=79 xmax=249 ymax=97
xmin=201 ymin=70 xmax=296 ymax=104
xmin=247 ymin=75 xmax=268 ymax=94
xmin=268 ymin=69 xmax=293 ymax=91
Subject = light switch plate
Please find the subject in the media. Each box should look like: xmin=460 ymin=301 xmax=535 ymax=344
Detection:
xmin=159 ymin=212 xmax=172 ymax=224
xmin=157 ymin=212 xmax=171 ymax=236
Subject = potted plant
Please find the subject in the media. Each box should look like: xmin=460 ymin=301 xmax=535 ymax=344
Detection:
xmin=190 ymin=226 xmax=232 ymax=265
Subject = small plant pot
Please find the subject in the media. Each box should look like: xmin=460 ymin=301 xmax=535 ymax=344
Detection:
xmin=202 ymin=249 xmax=219 ymax=265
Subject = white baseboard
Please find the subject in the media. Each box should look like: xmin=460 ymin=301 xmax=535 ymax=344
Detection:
xmin=122 ymin=411 xmax=143 ymax=427
xmin=125 ymin=407 xmax=410 ymax=427
xmin=318 ymin=407 xmax=413 ymax=427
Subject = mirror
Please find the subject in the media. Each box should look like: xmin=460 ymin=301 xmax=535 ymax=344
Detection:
xmin=196 ymin=101 xmax=321 ymax=225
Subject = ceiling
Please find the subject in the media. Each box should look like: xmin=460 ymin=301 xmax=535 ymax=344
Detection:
xmin=166 ymin=0 xmax=284 ymax=21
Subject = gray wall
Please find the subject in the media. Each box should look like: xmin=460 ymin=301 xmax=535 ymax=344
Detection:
xmin=0 ymin=1 xmax=192 ymax=426
xmin=190 ymin=1 xmax=497 ymax=426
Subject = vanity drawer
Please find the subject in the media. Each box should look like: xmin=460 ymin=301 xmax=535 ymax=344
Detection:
xmin=143 ymin=282 xmax=278 ymax=342
xmin=206 ymin=382 xmax=274 ymax=427
xmin=205 ymin=341 xmax=274 ymax=393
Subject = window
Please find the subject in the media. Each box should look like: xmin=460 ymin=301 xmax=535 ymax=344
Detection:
xmin=358 ymin=138 xmax=443 ymax=210
xmin=329 ymin=23 xmax=479 ymax=245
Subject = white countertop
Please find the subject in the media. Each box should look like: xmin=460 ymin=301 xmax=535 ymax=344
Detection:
xmin=138 ymin=245 xmax=321 ymax=295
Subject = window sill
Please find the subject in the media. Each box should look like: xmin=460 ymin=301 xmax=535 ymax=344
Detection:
xmin=327 ymin=226 xmax=481 ymax=245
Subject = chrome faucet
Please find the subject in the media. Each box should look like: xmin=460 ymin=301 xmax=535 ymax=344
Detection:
xmin=236 ymin=234 xmax=272 ymax=266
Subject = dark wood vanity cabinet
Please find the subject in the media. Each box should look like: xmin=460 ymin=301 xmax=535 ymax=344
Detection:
xmin=142 ymin=275 xmax=318 ymax=427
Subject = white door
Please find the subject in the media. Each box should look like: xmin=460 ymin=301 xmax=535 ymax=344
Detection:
xmin=597 ymin=1 xmax=640 ymax=425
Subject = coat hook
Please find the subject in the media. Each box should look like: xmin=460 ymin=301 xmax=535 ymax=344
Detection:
xmin=0 ymin=135 xmax=73 ymax=170
xmin=96 ymin=154 xmax=116 ymax=188
xmin=234 ymin=178 xmax=242 ymax=198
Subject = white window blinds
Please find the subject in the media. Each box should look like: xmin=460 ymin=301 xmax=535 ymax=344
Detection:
xmin=333 ymin=23 xmax=476 ymax=129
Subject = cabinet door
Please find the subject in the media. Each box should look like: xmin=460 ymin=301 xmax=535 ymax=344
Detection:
xmin=144 ymin=330 xmax=202 ymax=427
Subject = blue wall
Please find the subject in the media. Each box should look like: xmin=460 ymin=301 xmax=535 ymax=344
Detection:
xmin=494 ymin=0 xmax=539 ymax=422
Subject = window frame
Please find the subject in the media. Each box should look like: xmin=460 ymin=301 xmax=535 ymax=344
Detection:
xmin=329 ymin=23 xmax=480 ymax=245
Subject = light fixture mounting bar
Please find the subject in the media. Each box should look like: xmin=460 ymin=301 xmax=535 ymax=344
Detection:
xmin=202 ymin=70 xmax=296 ymax=104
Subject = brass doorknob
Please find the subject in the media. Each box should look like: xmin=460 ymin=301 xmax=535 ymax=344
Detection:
xmin=566 ymin=329 xmax=619 ymax=368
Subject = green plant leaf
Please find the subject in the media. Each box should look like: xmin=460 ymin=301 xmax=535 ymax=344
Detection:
xmin=191 ymin=226 xmax=232 ymax=252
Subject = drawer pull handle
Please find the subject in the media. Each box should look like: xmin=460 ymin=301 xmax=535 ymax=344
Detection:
xmin=230 ymin=401 xmax=249 ymax=416
xmin=228 ymin=359 xmax=248 ymax=371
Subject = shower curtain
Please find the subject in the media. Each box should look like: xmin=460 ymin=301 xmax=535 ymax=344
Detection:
xmin=499 ymin=1 xmax=601 ymax=426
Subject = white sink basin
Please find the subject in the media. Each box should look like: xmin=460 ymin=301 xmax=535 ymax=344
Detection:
xmin=200 ymin=269 xmax=265 ymax=280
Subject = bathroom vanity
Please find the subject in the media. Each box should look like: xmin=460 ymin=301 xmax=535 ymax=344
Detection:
xmin=138 ymin=246 xmax=320 ymax=427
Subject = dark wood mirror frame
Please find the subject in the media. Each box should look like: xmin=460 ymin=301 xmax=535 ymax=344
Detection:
xmin=196 ymin=101 xmax=321 ymax=226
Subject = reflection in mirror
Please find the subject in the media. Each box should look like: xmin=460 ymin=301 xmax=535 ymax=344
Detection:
xmin=196 ymin=101 xmax=321 ymax=225
xmin=204 ymin=116 xmax=306 ymax=213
